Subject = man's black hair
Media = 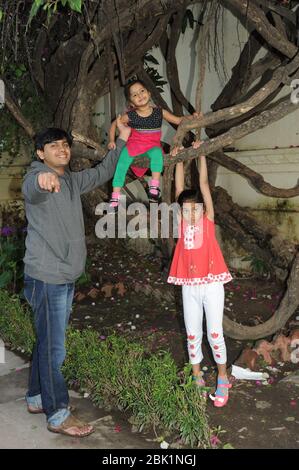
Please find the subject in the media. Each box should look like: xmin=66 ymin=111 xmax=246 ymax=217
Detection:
xmin=34 ymin=128 xmax=73 ymax=151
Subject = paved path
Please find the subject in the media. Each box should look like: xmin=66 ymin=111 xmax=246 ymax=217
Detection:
xmin=0 ymin=350 xmax=157 ymax=449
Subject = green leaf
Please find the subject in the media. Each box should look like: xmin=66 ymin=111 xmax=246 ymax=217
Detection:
xmin=181 ymin=13 xmax=188 ymax=34
xmin=1 ymin=242 xmax=17 ymax=256
xmin=186 ymin=9 xmax=195 ymax=29
xmin=0 ymin=271 xmax=13 ymax=289
xmin=15 ymin=68 xmax=24 ymax=78
xmin=0 ymin=254 xmax=7 ymax=267
xmin=0 ymin=9 xmax=3 ymax=22
xmin=182 ymin=9 xmax=194 ymax=33
xmin=145 ymin=54 xmax=159 ymax=65
xmin=68 ymin=0 xmax=82 ymax=13
xmin=223 ymin=443 xmax=235 ymax=449
xmin=28 ymin=0 xmax=44 ymax=25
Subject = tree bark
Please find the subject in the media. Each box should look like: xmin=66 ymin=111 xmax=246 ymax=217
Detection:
xmin=224 ymin=0 xmax=298 ymax=59
xmin=133 ymin=94 xmax=299 ymax=168
xmin=223 ymin=251 xmax=299 ymax=340
xmin=173 ymin=53 xmax=299 ymax=147
xmin=211 ymin=150 xmax=299 ymax=198
xmin=3 ymin=81 xmax=35 ymax=138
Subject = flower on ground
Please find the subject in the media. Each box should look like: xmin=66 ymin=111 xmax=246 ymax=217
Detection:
xmin=210 ymin=434 xmax=221 ymax=447
xmin=1 ymin=226 xmax=14 ymax=236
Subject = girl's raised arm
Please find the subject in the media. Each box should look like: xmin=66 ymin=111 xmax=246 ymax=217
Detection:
xmin=108 ymin=114 xmax=129 ymax=149
xmin=162 ymin=109 xmax=183 ymax=126
xmin=163 ymin=109 xmax=200 ymax=126
xmin=175 ymin=162 xmax=184 ymax=200
xmin=199 ymin=154 xmax=214 ymax=222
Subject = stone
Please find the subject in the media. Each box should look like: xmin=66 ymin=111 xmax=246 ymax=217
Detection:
xmin=279 ymin=370 xmax=299 ymax=386
xmin=255 ymin=400 xmax=271 ymax=409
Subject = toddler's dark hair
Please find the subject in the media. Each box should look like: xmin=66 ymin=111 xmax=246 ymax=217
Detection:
xmin=177 ymin=189 xmax=204 ymax=207
xmin=124 ymin=78 xmax=148 ymax=101
xmin=34 ymin=128 xmax=73 ymax=151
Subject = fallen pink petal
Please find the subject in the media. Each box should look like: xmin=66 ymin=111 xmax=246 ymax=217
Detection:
xmin=210 ymin=435 xmax=221 ymax=447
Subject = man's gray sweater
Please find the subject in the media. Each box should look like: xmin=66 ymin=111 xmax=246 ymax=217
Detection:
xmin=22 ymin=139 xmax=126 ymax=284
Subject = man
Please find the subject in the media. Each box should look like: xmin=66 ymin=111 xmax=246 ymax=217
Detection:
xmin=22 ymin=117 xmax=130 ymax=437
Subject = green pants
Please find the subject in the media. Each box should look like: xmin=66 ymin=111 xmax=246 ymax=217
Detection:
xmin=112 ymin=146 xmax=163 ymax=188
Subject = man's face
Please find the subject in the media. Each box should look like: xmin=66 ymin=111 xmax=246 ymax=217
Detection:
xmin=37 ymin=139 xmax=71 ymax=170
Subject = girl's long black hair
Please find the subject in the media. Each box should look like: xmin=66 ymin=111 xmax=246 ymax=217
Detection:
xmin=177 ymin=189 xmax=204 ymax=207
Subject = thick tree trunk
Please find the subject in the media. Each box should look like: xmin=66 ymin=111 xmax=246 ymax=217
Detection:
xmin=223 ymin=252 xmax=299 ymax=340
xmin=213 ymin=186 xmax=296 ymax=280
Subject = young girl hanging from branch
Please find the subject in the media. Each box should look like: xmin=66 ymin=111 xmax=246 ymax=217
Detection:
xmin=107 ymin=78 xmax=195 ymax=212
xmin=168 ymin=155 xmax=233 ymax=407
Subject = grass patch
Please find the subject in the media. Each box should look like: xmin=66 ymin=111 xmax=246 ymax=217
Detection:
xmin=0 ymin=289 xmax=211 ymax=447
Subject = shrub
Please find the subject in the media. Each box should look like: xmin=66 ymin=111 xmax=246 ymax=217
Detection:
xmin=0 ymin=289 xmax=35 ymax=353
xmin=0 ymin=226 xmax=26 ymax=292
xmin=0 ymin=291 xmax=211 ymax=447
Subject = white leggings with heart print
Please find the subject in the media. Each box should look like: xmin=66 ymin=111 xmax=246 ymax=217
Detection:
xmin=182 ymin=282 xmax=227 ymax=365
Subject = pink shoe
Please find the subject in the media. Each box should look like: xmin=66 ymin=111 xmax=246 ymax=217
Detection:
xmin=209 ymin=378 xmax=232 ymax=408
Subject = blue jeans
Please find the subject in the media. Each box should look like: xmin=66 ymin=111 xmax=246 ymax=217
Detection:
xmin=24 ymin=273 xmax=74 ymax=426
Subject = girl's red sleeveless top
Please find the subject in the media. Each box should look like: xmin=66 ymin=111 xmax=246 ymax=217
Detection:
xmin=126 ymin=107 xmax=163 ymax=178
xmin=167 ymin=215 xmax=232 ymax=286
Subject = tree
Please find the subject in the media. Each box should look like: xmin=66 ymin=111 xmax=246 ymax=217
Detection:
xmin=0 ymin=0 xmax=299 ymax=339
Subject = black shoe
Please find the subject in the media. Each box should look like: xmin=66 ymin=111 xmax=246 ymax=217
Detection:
xmin=147 ymin=186 xmax=161 ymax=203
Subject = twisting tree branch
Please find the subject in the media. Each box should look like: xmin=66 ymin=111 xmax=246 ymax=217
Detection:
xmin=2 ymin=80 xmax=35 ymax=138
xmin=212 ymin=30 xmax=264 ymax=111
xmin=133 ymin=93 xmax=299 ymax=167
xmin=173 ymin=52 xmax=299 ymax=146
xmin=71 ymin=132 xmax=105 ymax=156
xmin=159 ymin=7 xmax=195 ymax=115
xmin=224 ymin=0 xmax=298 ymax=59
xmin=106 ymin=37 xmax=117 ymax=122
xmin=223 ymin=249 xmax=299 ymax=340
xmin=195 ymin=0 xmax=218 ymax=114
xmin=211 ymin=150 xmax=299 ymax=198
